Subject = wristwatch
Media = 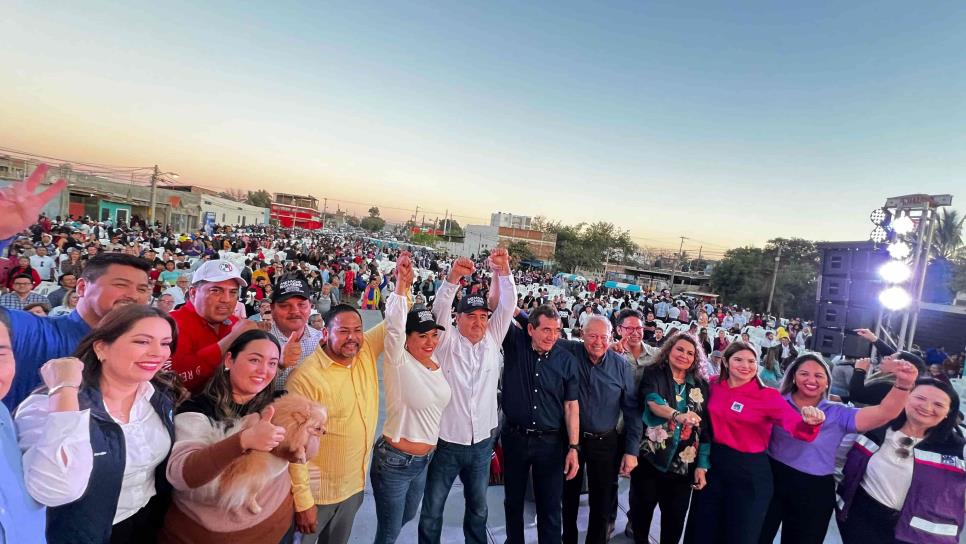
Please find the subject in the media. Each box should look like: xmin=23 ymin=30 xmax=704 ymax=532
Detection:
xmin=569 ymin=443 xmax=581 ymax=452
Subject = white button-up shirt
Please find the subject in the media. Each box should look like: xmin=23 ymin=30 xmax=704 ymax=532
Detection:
xmin=16 ymin=382 xmax=171 ymax=524
xmin=433 ymin=275 xmax=516 ymax=445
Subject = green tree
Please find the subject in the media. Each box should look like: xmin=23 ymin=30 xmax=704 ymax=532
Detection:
xmin=246 ymin=190 xmax=272 ymax=208
xmin=345 ymin=215 xmax=360 ymax=227
xmin=506 ymin=240 xmax=535 ymax=264
xmin=710 ymin=238 xmax=818 ymax=318
xmin=360 ymin=216 xmax=386 ymax=232
xmin=368 ymin=206 xmax=380 ymax=218
xmin=410 ymin=232 xmax=439 ymax=247
xmin=931 ymin=209 xmax=965 ymax=260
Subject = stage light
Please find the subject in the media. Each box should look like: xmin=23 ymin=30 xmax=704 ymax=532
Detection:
xmin=879 ymin=260 xmax=911 ymax=284
xmin=887 ymin=241 xmax=912 ymax=260
xmin=879 ymin=286 xmax=911 ymax=311
xmin=892 ymin=215 xmax=914 ymax=235
xmin=870 ymin=226 xmax=888 ymax=243
xmin=870 ymin=208 xmax=891 ymax=226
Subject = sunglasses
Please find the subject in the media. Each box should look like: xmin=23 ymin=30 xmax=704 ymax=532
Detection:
xmin=895 ymin=436 xmax=915 ymax=459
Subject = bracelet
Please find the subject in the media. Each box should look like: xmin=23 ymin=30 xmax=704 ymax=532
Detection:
xmin=893 ymin=384 xmax=912 ymax=392
xmin=670 ymin=410 xmax=680 ymax=423
xmin=48 ymin=384 xmax=80 ymax=396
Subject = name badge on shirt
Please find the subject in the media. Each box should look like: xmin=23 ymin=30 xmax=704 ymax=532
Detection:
xmin=731 ymin=401 xmax=744 ymax=413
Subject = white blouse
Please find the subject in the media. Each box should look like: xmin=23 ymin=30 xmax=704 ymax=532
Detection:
xmin=381 ymin=293 xmax=452 ymax=445
xmin=16 ymin=382 xmax=172 ymax=524
xmin=861 ymin=429 xmax=921 ymax=510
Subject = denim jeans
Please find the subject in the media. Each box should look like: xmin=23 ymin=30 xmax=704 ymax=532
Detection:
xmin=370 ymin=437 xmax=434 ymax=544
xmin=418 ymin=436 xmax=494 ymax=544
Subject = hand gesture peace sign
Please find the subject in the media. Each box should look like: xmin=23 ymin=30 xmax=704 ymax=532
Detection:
xmin=0 ymin=164 xmax=67 ymax=239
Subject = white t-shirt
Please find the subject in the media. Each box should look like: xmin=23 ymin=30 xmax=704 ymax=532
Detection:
xmin=861 ymin=429 xmax=922 ymax=510
xmin=381 ymin=294 xmax=452 ymax=444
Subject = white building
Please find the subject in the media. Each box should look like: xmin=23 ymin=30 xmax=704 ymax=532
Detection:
xmin=490 ymin=211 xmax=532 ymax=230
xmin=200 ymin=194 xmax=267 ymax=227
xmin=438 ymin=225 xmax=500 ymax=258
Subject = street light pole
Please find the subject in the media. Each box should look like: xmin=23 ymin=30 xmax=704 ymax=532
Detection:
xmin=148 ymin=164 xmax=159 ymax=226
xmin=766 ymin=245 xmax=782 ymax=315
xmin=668 ymin=236 xmax=686 ymax=293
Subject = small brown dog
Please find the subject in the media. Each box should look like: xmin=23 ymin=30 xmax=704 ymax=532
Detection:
xmin=218 ymin=393 xmax=327 ymax=514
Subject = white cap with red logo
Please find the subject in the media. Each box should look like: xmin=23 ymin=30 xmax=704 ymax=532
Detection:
xmin=191 ymin=260 xmax=248 ymax=287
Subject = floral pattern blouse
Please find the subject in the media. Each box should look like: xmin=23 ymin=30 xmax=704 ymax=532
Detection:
xmin=638 ymin=363 xmax=711 ymax=476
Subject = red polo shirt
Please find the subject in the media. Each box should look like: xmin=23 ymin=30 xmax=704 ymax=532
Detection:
xmin=170 ymin=301 xmax=239 ymax=392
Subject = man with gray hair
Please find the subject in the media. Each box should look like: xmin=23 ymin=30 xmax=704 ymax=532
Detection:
xmin=556 ymin=314 xmax=641 ymax=544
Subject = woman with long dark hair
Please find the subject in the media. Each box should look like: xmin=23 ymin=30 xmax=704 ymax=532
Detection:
xmin=160 ymin=329 xmax=306 ymax=544
xmin=836 ymin=378 xmax=966 ymax=543
xmin=760 ymin=353 xmax=918 ymax=544
xmin=683 ymin=341 xmax=825 ymax=544
xmin=17 ymin=304 xmax=183 ymax=544
xmin=630 ymin=332 xmax=710 ymax=543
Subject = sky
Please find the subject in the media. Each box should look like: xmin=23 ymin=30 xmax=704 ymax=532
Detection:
xmin=3 ymin=1 xmax=965 ymax=257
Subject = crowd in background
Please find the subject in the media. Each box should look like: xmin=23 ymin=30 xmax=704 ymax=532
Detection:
xmin=1 ymin=165 xmax=965 ymax=544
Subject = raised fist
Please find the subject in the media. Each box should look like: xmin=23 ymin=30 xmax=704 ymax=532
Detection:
xmin=40 ymin=357 xmax=84 ymax=390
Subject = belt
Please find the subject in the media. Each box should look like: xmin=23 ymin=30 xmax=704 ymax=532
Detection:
xmin=581 ymin=430 xmax=617 ymax=440
xmin=508 ymin=425 xmax=560 ymax=437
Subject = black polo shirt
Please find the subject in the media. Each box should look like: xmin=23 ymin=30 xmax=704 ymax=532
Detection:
xmin=501 ymin=321 xmax=579 ymax=431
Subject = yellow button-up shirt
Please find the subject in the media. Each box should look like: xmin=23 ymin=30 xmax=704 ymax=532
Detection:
xmin=287 ymin=321 xmax=386 ymax=510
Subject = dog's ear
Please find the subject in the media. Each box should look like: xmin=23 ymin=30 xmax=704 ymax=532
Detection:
xmin=292 ymin=411 xmax=308 ymax=426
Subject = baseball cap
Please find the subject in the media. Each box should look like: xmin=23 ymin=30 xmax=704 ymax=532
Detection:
xmin=191 ymin=260 xmax=248 ymax=287
xmin=406 ymin=309 xmax=446 ymax=334
xmin=274 ymin=277 xmax=312 ymax=303
xmin=711 ymin=350 xmax=723 ymax=359
xmin=457 ymin=293 xmax=489 ymax=314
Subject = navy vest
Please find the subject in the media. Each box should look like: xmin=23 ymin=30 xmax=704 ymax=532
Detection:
xmin=45 ymin=384 xmax=175 ymax=544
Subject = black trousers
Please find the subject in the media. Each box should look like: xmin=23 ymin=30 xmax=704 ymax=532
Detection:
xmin=562 ymin=430 xmax=621 ymax=544
xmin=684 ymin=444 xmax=773 ymax=544
xmin=759 ymin=457 xmax=836 ymax=544
xmin=503 ymin=428 xmax=566 ymax=544
xmin=110 ymin=492 xmax=168 ymax=544
xmin=837 ymin=487 xmax=901 ymax=544
xmin=629 ymin=460 xmax=693 ymax=544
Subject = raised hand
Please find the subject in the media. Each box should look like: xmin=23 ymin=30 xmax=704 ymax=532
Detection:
xmin=395 ymin=252 xmax=414 ymax=287
xmin=893 ymin=360 xmax=919 ymax=389
xmin=854 ymin=328 xmax=877 ymax=343
xmin=280 ymin=330 xmax=303 ymax=369
xmin=447 ymin=257 xmax=476 ymax=283
xmin=240 ymin=405 xmax=286 ymax=452
xmin=40 ymin=357 xmax=84 ymax=390
xmin=0 ymin=164 xmax=67 ymax=239
xmin=801 ymin=405 xmax=826 ymax=426
xmin=488 ymin=248 xmax=510 ymax=276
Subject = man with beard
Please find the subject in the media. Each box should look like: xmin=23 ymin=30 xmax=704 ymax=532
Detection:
xmin=288 ymin=302 xmax=391 ymax=544
xmin=169 ymin=259 xmax=257 ymax=392
xmin=269 ymin=276 xmax=324 ymax=391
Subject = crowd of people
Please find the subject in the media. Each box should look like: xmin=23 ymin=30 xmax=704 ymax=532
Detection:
xmin=0 ymin=164 xmax=964 ymax=544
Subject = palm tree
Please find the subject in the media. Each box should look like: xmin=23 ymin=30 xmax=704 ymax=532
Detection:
xmin=931 ymin=209 xmax=965 ymax=259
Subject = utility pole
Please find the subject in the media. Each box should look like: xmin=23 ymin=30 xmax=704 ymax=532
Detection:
xmin=766 ymin=245 xmax=782 ymax=315
xmin=443 ymin=209 xmax=448 ymax=235
xmin=413 ymin=205 xmax=420 ymax=225
xmin=667 ymin=236 xmax=686 ymax=293
xmin=148 ymin=164 xmax=159 ymax=226
xmin=321 ymin=197 xmax=328 ymax=230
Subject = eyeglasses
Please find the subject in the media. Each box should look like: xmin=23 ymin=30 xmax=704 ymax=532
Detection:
xmin=894 ymin=436 xmax=915 ymax=459
xmin=620 ymin=326 xmax=644 ymax=333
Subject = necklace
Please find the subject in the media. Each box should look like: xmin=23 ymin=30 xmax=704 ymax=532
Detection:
xmin=674 ymin=382 xmax=686 ymax=403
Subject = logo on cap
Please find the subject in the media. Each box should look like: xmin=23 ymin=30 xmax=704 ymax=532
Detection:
xmin=219 ymin=262 xmax=235 ymax=273
xmin=418 ymin=310 xmax=434 ymax=322
xmin=466 ymin=296 xmax=485 ymax=307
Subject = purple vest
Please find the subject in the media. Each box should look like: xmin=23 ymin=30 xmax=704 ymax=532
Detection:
xmin=836 ymin=428 xmax=966 ymax=544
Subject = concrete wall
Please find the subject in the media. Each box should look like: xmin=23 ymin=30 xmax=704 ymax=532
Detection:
xmin=200 ymin=194 xmax=267 ymax=226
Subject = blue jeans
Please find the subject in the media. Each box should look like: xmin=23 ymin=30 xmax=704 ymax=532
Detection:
xmin=417 ymin=436 xmax=494 ymax=544
xmin=370 ymin=437 xmax=434 ymax=544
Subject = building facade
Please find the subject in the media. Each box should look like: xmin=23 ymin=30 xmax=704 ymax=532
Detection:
xmin=490 ymin=211 xmax=532 ymax=230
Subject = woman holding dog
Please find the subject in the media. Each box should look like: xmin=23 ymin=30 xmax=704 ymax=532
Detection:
xmin=370 ymin=251 xmax=452 ymax=544
xmin=159 ymin=329 xmax=308 ymax=544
